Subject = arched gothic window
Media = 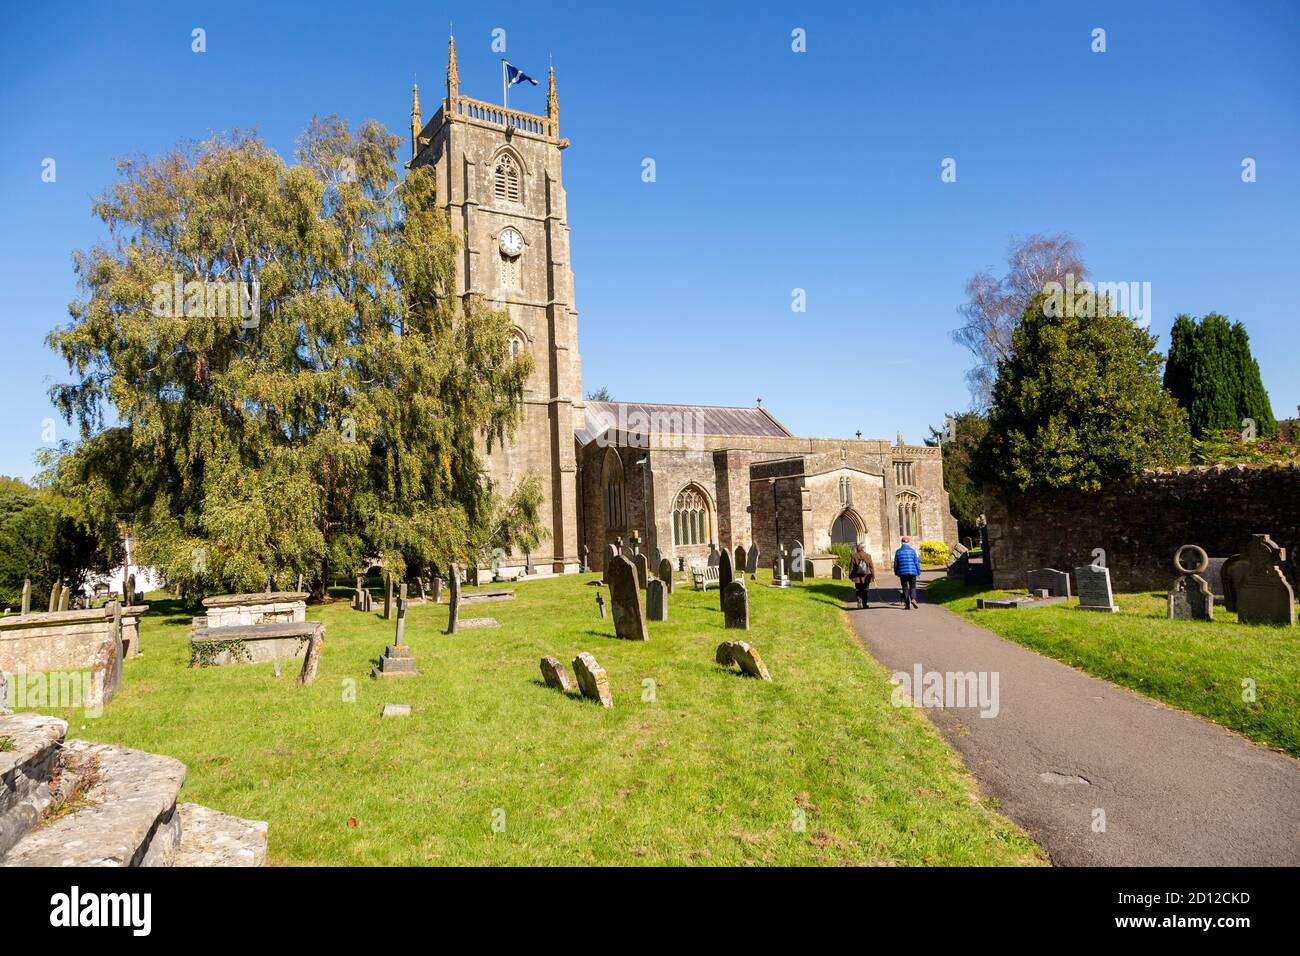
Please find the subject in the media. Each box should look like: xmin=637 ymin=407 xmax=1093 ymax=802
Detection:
xmin=897 ymin=492 xmax=921 ymax=538
xmin=493 ymin=153 xmax=521 ymax=203
xmin=603 ymin=450 xmax=625 ymax=530
xmin=672 ymin=485 xmax=711 ymax=546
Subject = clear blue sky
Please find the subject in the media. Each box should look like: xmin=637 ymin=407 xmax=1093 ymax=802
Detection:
xmin=1 ymin=0 xmax=1297 ymax=480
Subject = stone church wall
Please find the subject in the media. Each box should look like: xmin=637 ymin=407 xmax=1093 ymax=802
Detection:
xmin=985 ymin=464 xmax=1300 ymax=592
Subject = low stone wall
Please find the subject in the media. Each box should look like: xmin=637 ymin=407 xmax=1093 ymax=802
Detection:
xmin=986 ymin=464 xmax=1300 ymax=592
xmin=201 ymin=592 xmax=308 ymax=629
xmin=190 ymin=620 xmax=322 ymax=667
xmin=0 ymin=605 xmax=147 ymax=708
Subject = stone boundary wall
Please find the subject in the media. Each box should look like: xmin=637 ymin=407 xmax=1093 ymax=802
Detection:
xmin=986 ymin=464 xmax=1300 ymax=592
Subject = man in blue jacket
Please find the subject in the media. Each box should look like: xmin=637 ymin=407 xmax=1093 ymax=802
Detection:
xmin=893 ymin=535 xmax=921 ymax=610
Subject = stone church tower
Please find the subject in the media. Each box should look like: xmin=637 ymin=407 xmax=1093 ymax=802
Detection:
xmin=408 ymin=37 xmax=583 ymax=573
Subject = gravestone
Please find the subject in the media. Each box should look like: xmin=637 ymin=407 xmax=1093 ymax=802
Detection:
xmin=646 ymin=579 xmax=668 ymax=622
xmin=296 ymin=623 xmax=325 ymax=686
xmin=1073 ymin=564 xmax=1118 ymax=612
xmin=1221 ymin=553 xmax=1248 ymax=612
xmin=718 ymin=640 xmax=771 ymax=680
xmin=771 ymin=548 xmax=789 ymax=588
xmin=1203 ymin=557 xmax=1229 ymax=603
xmin=658 ymin=557 xmax=674 ymax=593
xmin=381 ymin=703 xmax=411 ymax=718
xmin=446 ymin=563 xmax=461 ymax=634
xmin=1026 ymin=568 xmax=1071 ymax=598
xmin=745 ymin=544 xmax=760 ymax=577
xmin=580 ymin=545 xmax=590 ymax=573
xmin=384 ymin=572 xmax=394 ymax=620
xmin=47 ymin=580 xmax=60 ymax=614
xmin=789 ymin=542 xmax=805 ymax=582
xmin=1168 ymin=545 xmax=1214 ymax=621
xmin=734 ymin=546 xmax=746 ymax=577
xmin=539 ymin=656 xmax=575 ymax=693
xmin=722 ymin=581 xmax=749 ymax=630
xmin=573 ymin=652 xmax=613 ymax=707
xmin=596 ymin=591 xmax=606 ymax=619
xmin=832 ymin=564 xmax=844 ymax=580
xmin=605 ymin=555 xmax=649 ymax=641
xmin=21 ymin=578 xmax=31 ymax=615
xmin=57 ymin=586 xmax=71 ymax=612
xmin=718 ymin=549 xmax=734 ymax=609
xmin=946 ymin=543 xmax=970 ymax=579
xmin=707 ymin=545 xmax=720 ymax=568
xmin=715 ymin=642 xmax=735 ymax=666
xmin=634 ymin=552 xmax=650 ymax=590
xmin=1236 ymin=534 xmax=1295 ymax=627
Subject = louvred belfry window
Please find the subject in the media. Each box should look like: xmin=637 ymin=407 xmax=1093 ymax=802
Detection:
xmin=494 ymin=154 xmax=520 ymax=203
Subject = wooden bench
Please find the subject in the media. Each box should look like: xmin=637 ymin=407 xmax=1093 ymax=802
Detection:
xmin=692 ymin=566 xmax=720 ymax=591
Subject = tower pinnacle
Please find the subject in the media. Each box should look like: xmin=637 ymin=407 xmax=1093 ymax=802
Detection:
xmin=446 ymin=34 xmax=459 ymax=102
xmin=410 ymin=81 xmax=421 ymax=160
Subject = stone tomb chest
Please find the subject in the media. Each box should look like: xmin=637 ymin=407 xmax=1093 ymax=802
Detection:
xmin=0 ymin=604 xmax=147 ymax=708
xmin=201 ymin=592 xmax=308 ymax=629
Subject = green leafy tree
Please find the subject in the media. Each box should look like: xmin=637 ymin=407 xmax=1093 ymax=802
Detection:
xmin=0 ymin=491 xmax=115 ymax=608
xmin=489 ymin=472 xmax=548 ymax=565
xmin=44 ymin=118 xmax=531 ymax=600
xmin=586 ymin=386 xmax=611 ymax=402
xmin=1164 ymin=313 xmax=1277 ymax=437
xmin=974 ymin=293 xmax=1191 ymax=493
xmin=927 ymin=411 xmax=988 ymax=540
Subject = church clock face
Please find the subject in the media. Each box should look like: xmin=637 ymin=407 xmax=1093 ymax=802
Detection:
xmin=499 ymin=227 xmax=523 ymax=257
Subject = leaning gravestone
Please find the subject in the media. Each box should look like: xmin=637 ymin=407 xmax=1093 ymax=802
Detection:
xmin=539 ymin=656 xmax=575 ymax=693
xmin=722 ymin=581 xmax=749 ymax=630
xmin=446 ymin=563 xmax=461 ymax=634
xmin=1168 ymin=545 xmax=1214 ymax=622
xmin=646 ymin=579 xmax=668 ymax=622
xmin=1027 ymin=568 xmax=1071 ymax=598
xmin=658 ymin=557 xmax=674 ymax=593
xmin=745 ymin=543 xmax=760 ymax=577
xmin=946 ymin=543 xmax=970 ymax=579
xmin=634 ymin=551 xmax=650 ymax=590
xmin=1236 ymin=534 xmax=1295 ymax=627
xmin=718 ymin=548 xmax=734 ymax=609
xmin=573 ymin=652 xmax=613 ymax=707
xmin=297 ymin=623 xmax=325 ymax=686
xmin=1073 ymin=564 xmax=1118 ymax=612
xmin=606 ymin=555 xmax=649 ymax=641
xmin=788 ymin=542 xmax=805 ymax=582
xmin=717 ymin=640 xmax=771 ymax=680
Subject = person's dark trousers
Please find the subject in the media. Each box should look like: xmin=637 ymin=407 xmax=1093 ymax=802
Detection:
xmin=899 ymin=575 xmax=918 ymax=608
xmin=854 ymin=582 xmax=870 ymax=607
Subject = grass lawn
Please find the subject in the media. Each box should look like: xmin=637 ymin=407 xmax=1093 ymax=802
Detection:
xmin=31 ymin=571 xmax=1045 ymax=866
xmin=927 ymin=578 xmax=1300 ymax=758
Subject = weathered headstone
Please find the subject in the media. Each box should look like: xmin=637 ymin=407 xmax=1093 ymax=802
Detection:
xmin=446 ymin=563 xmax=461 ymax=634
xmin=58 ymin=586 xmax=71 ymax=612
xmin=384 ymin=572 xmax=394 ymax=620
xmin=634 ymin=551 xmax=650 ymax=590
xmin=646 ymin=579 xmax=668 ymax=622
xmin=580 ymin=545 xmax=590 ymax=573
xmin=1167 ymin=545 xmax=1214 ymax=621
xmin=605 ymin=555 xmax=648 ymax=641
xmin=20 ymin=578 xmax=31 ymax=615
xmin=296 ymin=622 xmax=325 ymax=686
xmin=1221 ymin=553 xmax=1248 ymax=612
xmin=789 ymin=542 xmax=805 ymax=582
xmin=1203 ymin=557 xmax=1229 ymax=603
xmin=707 ymin=544 xmax=720 ymax=567
xmin=832 ymin=564 xmax=844 ymax=580
xmin=658 ymin=557 xmax=674 ymax=593
xmin=734 ymin=545 xmax=746 ymax=576
xmin=1236 ymin=534 xmax=1295 ymax=626
xmin=394 ymin=596 xmax=408 ymax=645
xmin=715 ymin=642 xmax=735 ymax=666
xmin=717 ymin=640 xmax=771 ymax=680
xmin=539 ymin=656 xmax=575 ymax=693
xmin=722 ymin=581 xmax=749 ymax=630
xmin=381 ymin=703 xmax=411 ymax=718
xmin=745 ymin=544 xmax=760 ymax=576
xmin=1026 ymin=568 xmax=1071 ymax=598
xmin=47 ymin=579 xmax=60 ymax=614
xmin=431 ymin=576 xmax=443 ymax=605
xmin=718 ymin=549 xmax=734 ymax=609
xmin=946 ymin=543 xmax=970 ymax=579
xmin=374 ymin=597 xmax=416 ymax=677
xmin=606 ymin=543 xmax=619 ymax=567
xmin=1074 ymin=564 xmax=1118 ymax=612
xmin=596 ymin=590 xmax=606 ymax=619
xmin=573 ymin=652 xmax=613 ymax=707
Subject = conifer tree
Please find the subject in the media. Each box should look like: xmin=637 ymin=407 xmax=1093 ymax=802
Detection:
xmin=1163 ymin=313 xmax=1277 ymax=437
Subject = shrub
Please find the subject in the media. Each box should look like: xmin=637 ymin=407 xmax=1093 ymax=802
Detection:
xmin=828 ymin=543 xmax=853 ymax=569
xmin=920 ymin=540 xmax=949 ymax=565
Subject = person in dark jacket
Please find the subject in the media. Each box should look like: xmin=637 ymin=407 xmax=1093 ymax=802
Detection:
xmin=848 ymin=543 xmax=874 ymax=609
xmin=893 ymin=535 xmax=921 ymax=609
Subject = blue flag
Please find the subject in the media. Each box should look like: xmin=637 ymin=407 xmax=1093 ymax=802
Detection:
xmin=504 ymin=62 xmax=538 ymax=88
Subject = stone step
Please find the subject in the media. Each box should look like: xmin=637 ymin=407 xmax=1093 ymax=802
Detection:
xmin=171 ymin=803 xmax=267 ymax=866
xmin=1 ymin=739 xmax=186 ymax=867
xmin=0 ymin=713 xmax=68 ymax=857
